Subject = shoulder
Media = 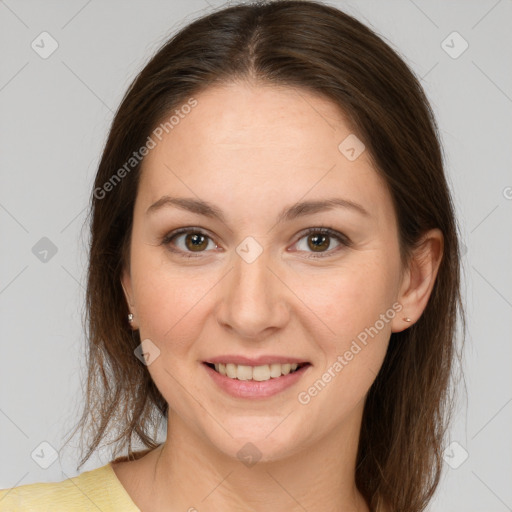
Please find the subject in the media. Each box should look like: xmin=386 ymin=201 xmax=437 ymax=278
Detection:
xmin=0 ymin=463 xmax=140 ymax=511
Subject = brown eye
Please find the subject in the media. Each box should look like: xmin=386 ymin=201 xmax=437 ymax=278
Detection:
xmin=294 ymin=228 xmax=350 ymax=258
xmin=184 ymin=232 xmax=209 ymax=251
xmin=162 ymin=228 xmax=217 ymax=257
xmin=307 ymin=233 xmax=331 ymax=252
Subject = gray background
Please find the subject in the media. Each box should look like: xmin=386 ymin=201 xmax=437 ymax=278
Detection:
xmin=1 ymin=0 xmax=511 ymax=510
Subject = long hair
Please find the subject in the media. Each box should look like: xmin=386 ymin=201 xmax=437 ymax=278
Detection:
xmin=64 ymin=2 xmax=465 ymax=510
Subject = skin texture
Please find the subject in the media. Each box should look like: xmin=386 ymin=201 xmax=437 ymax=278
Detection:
xmin=116 ymin=82 xmax=443 ymax=512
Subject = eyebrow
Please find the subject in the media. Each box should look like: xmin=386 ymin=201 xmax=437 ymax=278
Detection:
xmin=146 ymin=195 xmax=370 ymax=223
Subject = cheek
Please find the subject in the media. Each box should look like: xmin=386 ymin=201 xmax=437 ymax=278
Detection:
xmin=292 ymin=258 xmax=398 ymax=344
xmin=131 ymin=255 xmax=222 ymax=354
xmin=295 ymin=264 xmax=395 ymax=425
xmin=131 ymin=265 xmax=218 ymax=412
xmin=292 ymin=256 xmax=398 ymax=407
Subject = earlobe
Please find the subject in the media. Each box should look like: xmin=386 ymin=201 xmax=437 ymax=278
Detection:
xmin=121 ymin=269 xmax=138 ymax=329
xmin=391 ymin=229 xmax=444 ymax=333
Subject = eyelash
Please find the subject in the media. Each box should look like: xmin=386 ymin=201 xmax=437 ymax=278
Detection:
xmin=160 ymin=227 xmax=351 ymax=259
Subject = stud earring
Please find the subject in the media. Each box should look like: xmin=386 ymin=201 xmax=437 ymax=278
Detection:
xmin=403 ymin=317 xmax=412 ymax=322
xmin=128 ymin=313 xmax=134 ymax=324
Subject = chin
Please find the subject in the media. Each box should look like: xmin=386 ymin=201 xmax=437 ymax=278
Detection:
xmin=201 ymin=418 xmax=308 ymax=465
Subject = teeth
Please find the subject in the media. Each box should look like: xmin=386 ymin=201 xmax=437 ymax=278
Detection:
xmin=226 ymin=363 xmax=237 ymax=378
xmin=212 ymin=362 xmax=302 ymax=381
xmin=237 ymin=365 xmax=252 ymax=381
xmin=270 ymin=363 xmax=282 ymax=378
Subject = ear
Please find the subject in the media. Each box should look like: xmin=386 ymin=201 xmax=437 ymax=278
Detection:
xmin=121 ymin=266 xmax=136 ymax=314
xmin=391 ymin=228 xmax=444 ymax=333
xmin=121 ymin=267 xmax=139 ymax=330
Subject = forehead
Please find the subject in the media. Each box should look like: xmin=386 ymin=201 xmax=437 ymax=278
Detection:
xmin=137 ymin=82 xmax=394 ymax=224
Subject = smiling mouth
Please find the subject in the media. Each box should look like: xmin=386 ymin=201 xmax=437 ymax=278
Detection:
xmin=204 ymin=362 xmax=310 ymax=381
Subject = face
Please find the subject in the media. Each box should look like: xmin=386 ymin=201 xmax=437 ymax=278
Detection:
xmin=122 ymin=82 xmax=407 ymax=462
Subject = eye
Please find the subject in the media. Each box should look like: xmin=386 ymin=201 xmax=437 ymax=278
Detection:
xmin=161 ymin=227 xmax=218 ymax=258
xmin=161 ymin=226 xmax=351 ymax=259
xmin=292 ymin=227 xmax=351 ymax=258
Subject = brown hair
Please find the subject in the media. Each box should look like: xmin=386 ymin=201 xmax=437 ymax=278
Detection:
xmin=65 ymin=2 xmax=464 ymax=510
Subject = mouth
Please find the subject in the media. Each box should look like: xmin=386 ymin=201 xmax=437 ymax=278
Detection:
xmin=203 ymin=361 xmax=311 ymax=382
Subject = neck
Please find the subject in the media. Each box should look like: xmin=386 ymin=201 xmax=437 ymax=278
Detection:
xmin=147 ymin=411 xmax=369 ymax=512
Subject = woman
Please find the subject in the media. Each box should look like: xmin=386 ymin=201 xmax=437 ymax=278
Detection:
xmin=0 ymin=1 xmax=464 ymax=511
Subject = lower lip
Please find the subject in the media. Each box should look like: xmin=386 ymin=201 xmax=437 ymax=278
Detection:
xmin=203 ymin=363 xmax=311 ymax=399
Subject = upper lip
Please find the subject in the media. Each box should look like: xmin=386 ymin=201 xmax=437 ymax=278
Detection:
xmin=204 ymin=355 xmax=310 ymax=366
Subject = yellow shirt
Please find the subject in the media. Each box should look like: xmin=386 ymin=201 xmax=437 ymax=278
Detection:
xmin=0 ymin=463 xmax=140 ymax=511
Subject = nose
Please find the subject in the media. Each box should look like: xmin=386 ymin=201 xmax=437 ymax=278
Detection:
xmin=215 ymin=244 xmax=290 ymax=340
